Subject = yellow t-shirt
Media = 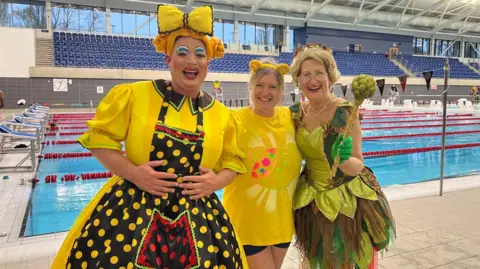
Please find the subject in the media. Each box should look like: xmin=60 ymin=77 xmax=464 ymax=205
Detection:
xmin=222 ymin=106 xmax=303 ymax=246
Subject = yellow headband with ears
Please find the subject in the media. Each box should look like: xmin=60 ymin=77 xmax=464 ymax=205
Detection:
xmin=249 ymin=59 xmax=290 ymax=76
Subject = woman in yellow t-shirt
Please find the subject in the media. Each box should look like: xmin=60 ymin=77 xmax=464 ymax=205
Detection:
xmin=223 ymin=58 xmax=303 ymax=269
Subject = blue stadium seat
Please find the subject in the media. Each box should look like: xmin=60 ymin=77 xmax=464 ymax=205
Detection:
xmin=51 ymin=31 xmax=480 ymax=77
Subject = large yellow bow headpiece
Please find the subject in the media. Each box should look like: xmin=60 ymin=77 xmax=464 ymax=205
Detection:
xmin=249 ymin=59 xmax=290 ymax=76
xmin=152 ymin=5 xmax=224 ymax=59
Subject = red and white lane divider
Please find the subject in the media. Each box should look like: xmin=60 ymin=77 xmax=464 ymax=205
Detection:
xmin=363 ymin=142 xmax=480 ymax=158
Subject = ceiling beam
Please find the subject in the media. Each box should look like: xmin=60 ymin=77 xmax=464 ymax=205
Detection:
xmin=445 ymin=3 xmax=470 ymax=15
xmin=305 ymin=0 xmax=333 ymax=22
xmin=186 ymin=0 xmax=194 ymax=10
xmin=432 ymin=6 xmax=478 ymax=34
xmin=396 ymin=0 xmax=448 ymax=28
xmin=433 ymin=0 xmax=452 ymax=29
xmin=250 ymin=0 xmax=267 ymax=15
xmin=395 ymin=0 xmax=412 ymax=29
xmin=457 ymin=19 xmax=480 ymax=35
xmin=353 ymin=0 xmax=396 ymax=25
xmin=386 ymin=0 xmax=405 ymax=12
xmin=354 ymin=0 xmax=366 ymax=23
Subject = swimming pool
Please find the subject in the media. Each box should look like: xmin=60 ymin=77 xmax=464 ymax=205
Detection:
xmin=22 ymin=111 xmax=480 ymax=236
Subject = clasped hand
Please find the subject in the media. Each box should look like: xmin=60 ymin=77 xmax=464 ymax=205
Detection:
xmin=331 ymin=134 xmax=353 ymax=164
xmin=130 ymin=161 xmax=220 ymax=199
xmin=180 ymin=166 xmax=222 ymax=200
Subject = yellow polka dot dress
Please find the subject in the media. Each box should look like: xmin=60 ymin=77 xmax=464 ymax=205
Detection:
xmin=51 ymin=80 xmax=249 ymax=269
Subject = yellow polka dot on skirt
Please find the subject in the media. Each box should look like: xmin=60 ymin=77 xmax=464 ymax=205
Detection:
xmin=132 ymin=239 xmax=138 ymax=247
xmin=146 ymin=209 xmax=152 ymax=216
xmin=104 ymin=239 xmax=111 ymax=247
xmin=215 ymin=233 xmax=221 ymax=239
xmin=75 ymin=251 xmax=82 ymax=259
xmin=98 ymin=229 xmax=105 ymax=237
xmin=87 ymin=239 xmax=93 ymax=247
xmin=118 ymin=199 xmax=124 ymax=206
xmin=128 ymin=188 xmax=135 ymax=196
xmin=207 ymin=245 xmax=214 ymax=253
xmin=141 ymin=197 xmax=147 ymax=204
xmin=220 ymin=265 xmax=227 ymax=269
xmin=127 ymin=262 xmax=134 ymax=269
xmin=157 ymin=133 xmax=165 ymax=139
xmin=166 ymin=140 xmax=173 ymax=147
xmin=111 ymin=256 xmax=118 ymax=264
xmin=82 ymin=231 xmax=88 ymax=238
xmin=167 ymin=168 xmax=175 ymax=174
xmin=129 ymin=223 xmax=136 ymax=231
xmin=172 ymin=205 xmax=179 ymax=213
xmin=81 ymin=261 xmax=87 ymax=269
xmin=200 ymin=226 xmax=207 ymax=234
xmin=213 ymin=209 xmax=219 ymax=216
xmin=111 ymin=218 xmax=119 ymax=226
xmin=156 ymin=151 xmax=164 ymax=159
xmin=180 ymin=157 xmax=188 ymax=164
xmin=106 ymin=209 xmax=113 ymax=216
xmin=155 ymin=198 xmax=161 ymax=205
xmin=124 ymin=244 xmax=132 ymax=252
xmin=221 ymin=226 xmax=229 ymax=233
xmin=123 ymin=213 xmax=130 ymax=220
xmin=192 ymin=208 xmax=199 ymax=215
xmin=173 ymin=149 xmax=180 ymax=156
xmin=207 ymin=214 xmax=213 ymax=221
xmin=91 ymin=250 xmax=98 ymax=258
xmin=115 ymin=190 xmax=123 ymax=197
xmin=198 ymin=241 xmax=204 ymax=248
xmin=136 ymin=217 xmax=143 ymax=225
xmin=204 ymin=260 xmax=211 ymax=268
xmin=179 ymin=198 xmax=186 ymax=205
xmin=116 ymin=234 xmax=125 ymax=242
xmin=223 ymin=251 xmax=230 ymax=258
xmin=67 ymin=263 xmax=71 ymax=269
xmin=93 ymin=219 xmax=100 ymax=226
xmin=194 ymin=153 xmax=201 ymax=160
xmin=133 ymin=202 xmax=140 ymax=210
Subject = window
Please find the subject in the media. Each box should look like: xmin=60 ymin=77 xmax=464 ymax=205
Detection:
xmin=122 ymin=10 xmax=136 ymax=35
xmin=110 ymin=8 xmax=122 ymax=34
xmin=214 ymin=19 xmax=223 ymax=41
xmin=149 ymin=12 xmax=157 ymax=37
xmin=135 ymin=11 xmax=150 ymax=36
xmin=412 ymin=37 xmax=430 ymax=55
xmin=238 ymin=21 xmax=245 ymax=45
xmin=223 ymin=20 xmax=234 ymax=44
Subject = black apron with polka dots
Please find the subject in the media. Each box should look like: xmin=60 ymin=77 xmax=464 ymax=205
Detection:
xmin=66 ymin=81 xmax=243 ymax=269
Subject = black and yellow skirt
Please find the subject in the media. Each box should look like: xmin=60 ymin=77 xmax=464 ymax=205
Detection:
xmin=51 ymin=176 xmax=248 ymax=269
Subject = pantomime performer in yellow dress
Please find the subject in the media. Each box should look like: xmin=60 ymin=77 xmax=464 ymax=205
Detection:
xmin=289 ymin=44 xmax=396 ymax=269
xmin=51 ymin=5 xmax=249 ymax=269
xmin=223 ymin=58 xmax=302 ymax=269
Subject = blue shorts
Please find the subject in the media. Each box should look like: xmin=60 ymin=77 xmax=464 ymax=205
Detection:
xmin=243 ymin=242 xmax=291 ymax=256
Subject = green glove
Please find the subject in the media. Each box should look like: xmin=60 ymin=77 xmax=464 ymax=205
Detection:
xmin=331 ymin=134 xmax=352 ymax=164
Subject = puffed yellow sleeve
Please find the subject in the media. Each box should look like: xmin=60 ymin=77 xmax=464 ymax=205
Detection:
xmin=77 ymin=84 xmax=133 ymax=151
xmin=214 ymin=110 xmax=247 ymax=174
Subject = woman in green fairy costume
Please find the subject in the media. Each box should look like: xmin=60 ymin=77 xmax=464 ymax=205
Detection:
xmin=289 ymin=44 xmax=396 ymax=269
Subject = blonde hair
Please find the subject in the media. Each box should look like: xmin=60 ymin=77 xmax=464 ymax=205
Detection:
xmin=290 ymin=48 xmax=340 ymax=88
xmin=248 ymin=57 xmax=285 ymax=105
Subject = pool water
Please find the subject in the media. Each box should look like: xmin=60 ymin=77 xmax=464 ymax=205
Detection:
xmin=22 ymin=114 xmax=480 ymax=236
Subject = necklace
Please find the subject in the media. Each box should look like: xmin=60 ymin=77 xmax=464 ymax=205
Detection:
xmin=302 ymin=95 xmax=333 ymax=117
